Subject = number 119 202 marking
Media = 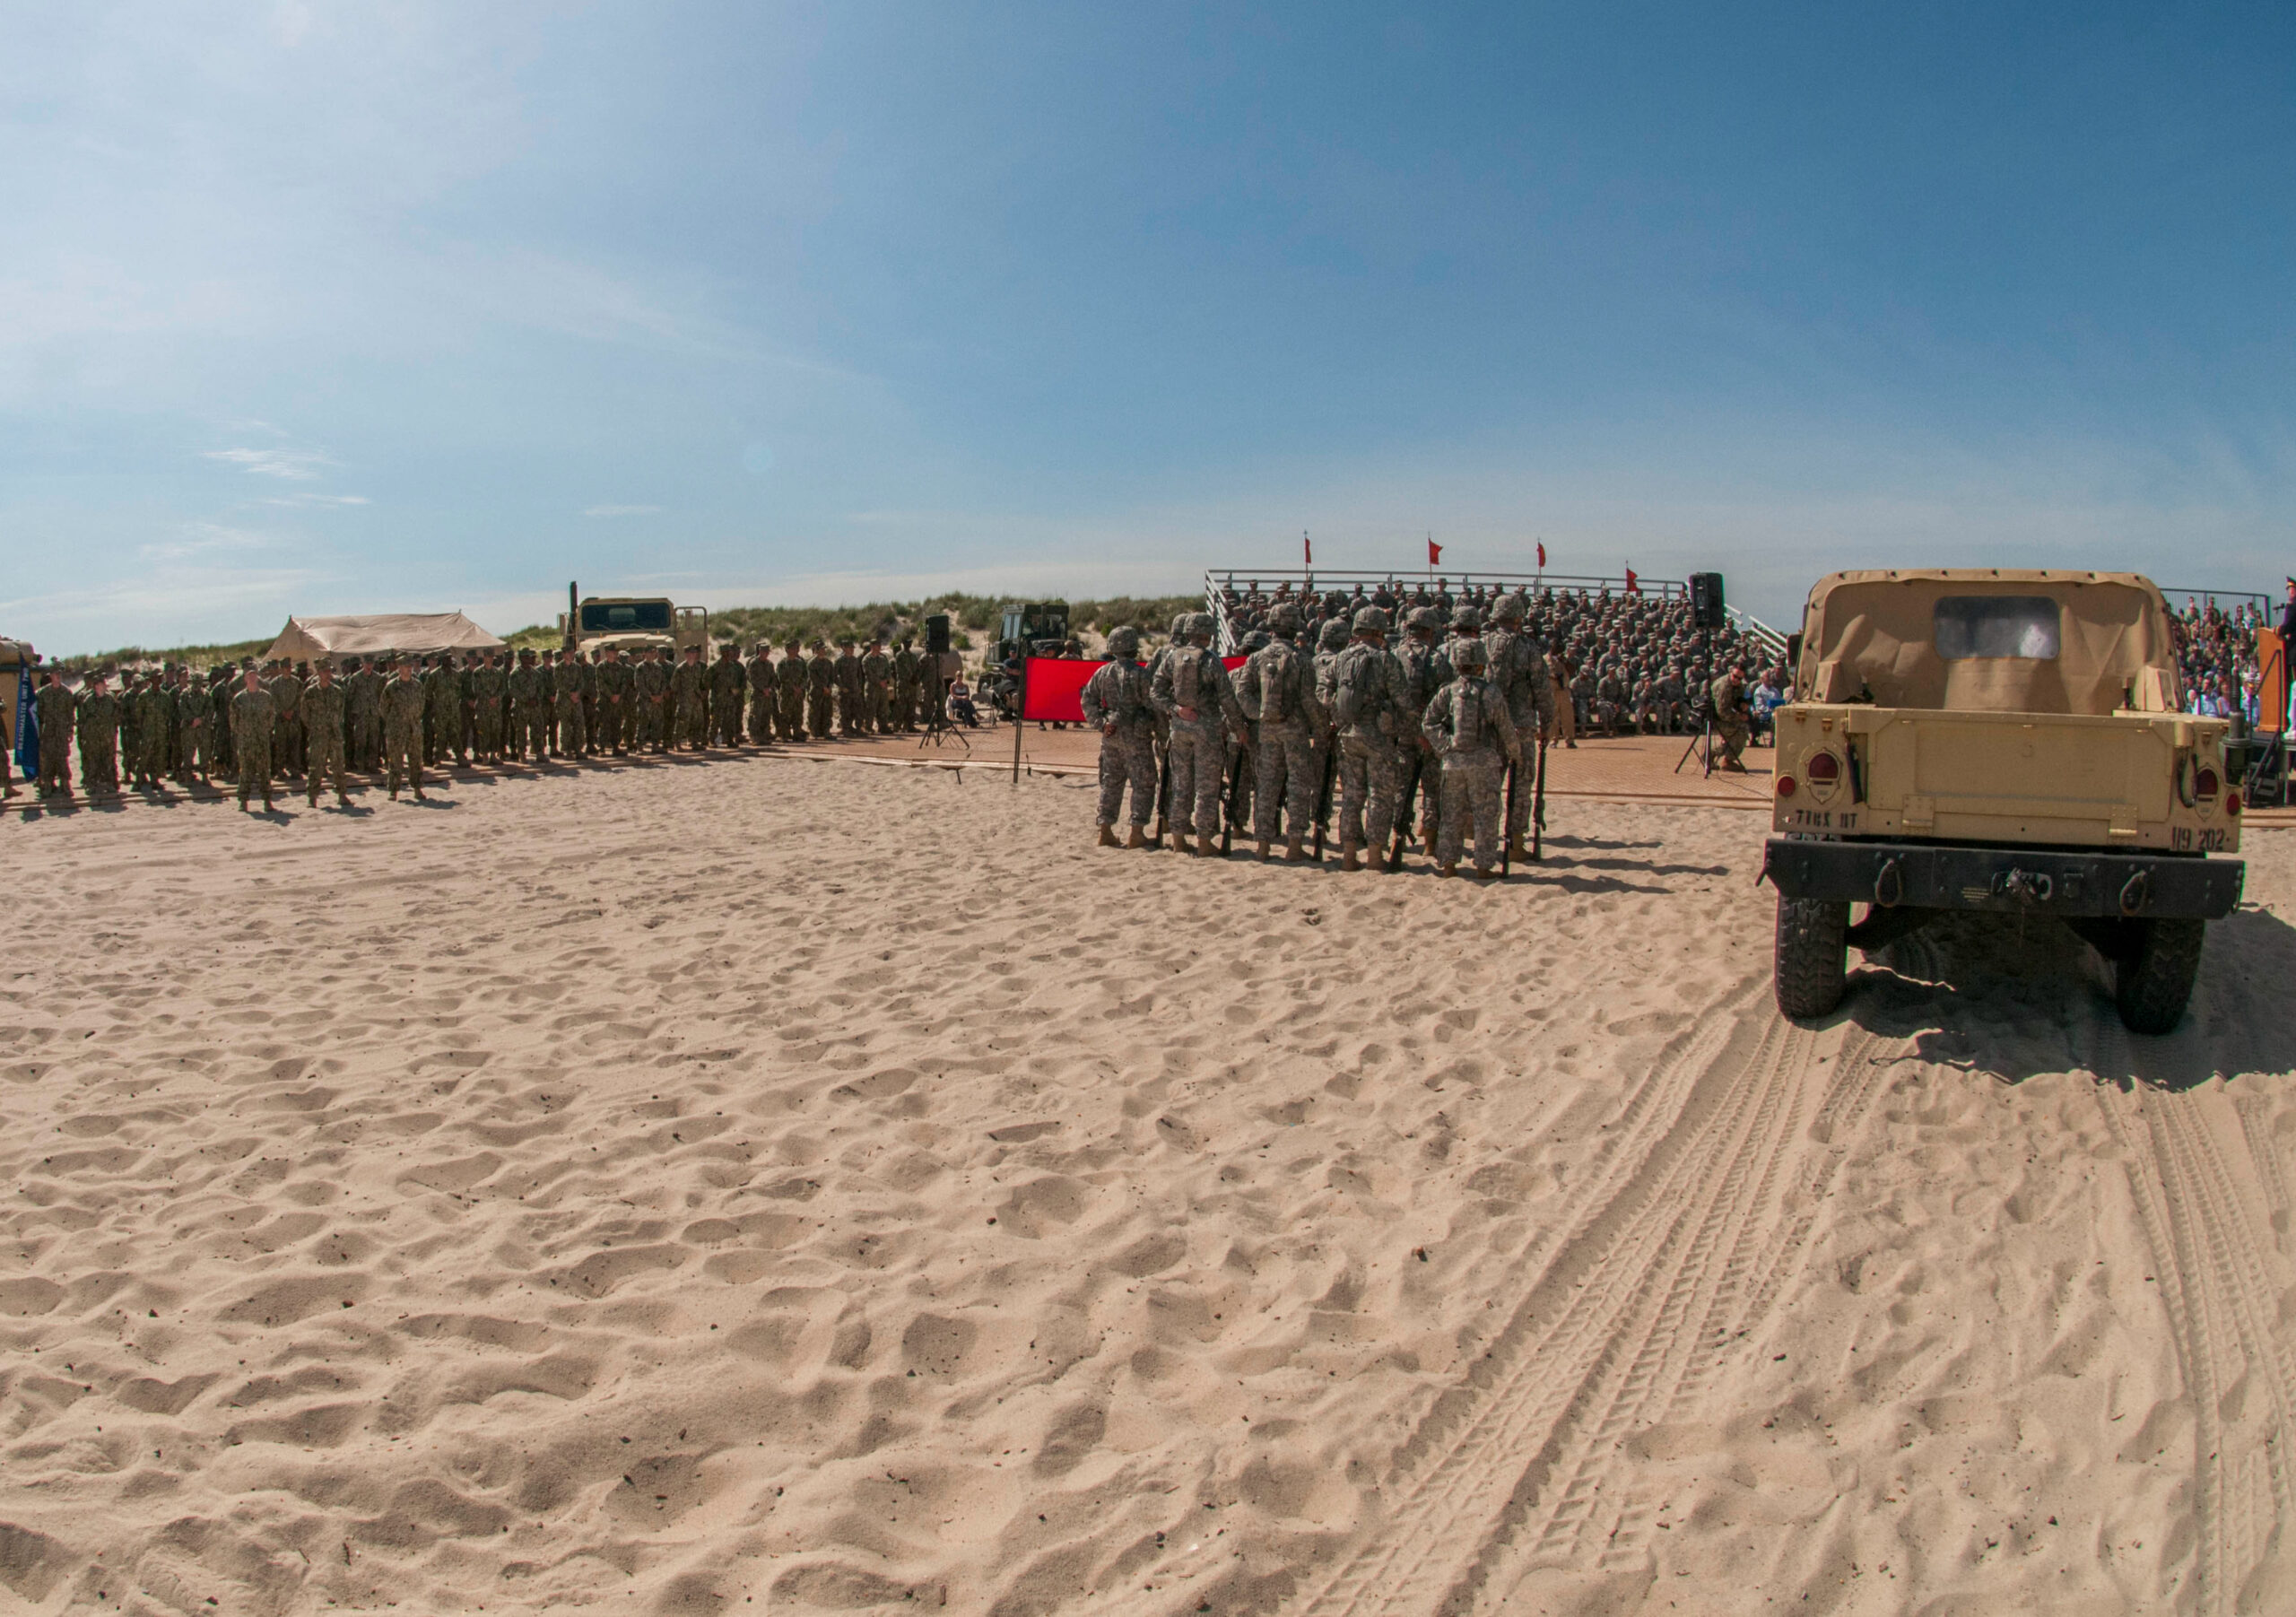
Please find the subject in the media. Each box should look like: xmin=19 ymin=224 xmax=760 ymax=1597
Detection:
xmin=2172 ymin=826 xmax=2230 ymax=852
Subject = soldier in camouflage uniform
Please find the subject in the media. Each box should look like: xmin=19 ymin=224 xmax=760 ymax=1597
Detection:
xmin=668 ymin=644 xmax=705 ymax=748
xmin=302 ymin=659 xmax=351 ymax=808
xmin=1394 ymin=607 xmax=1446 ymax=854
xmin=1485 ymin=592 xmax=1554 ymax=859
xmin=1309 ymin=616 xmax=1351 ymax=848
xmin=802 ymin=640 xmax=833 ymax=739
xmin=1238 ymin=602 xmax=1326 ymax=861
xmin=1422 ymin=637 xmax=1521 ymax=877
xmin=1080 ymin=625 xmax=1159 ymax=847
xmin=774 ymin=640 xmax=804 ymax=739
xmin=593 ymin=647 xmax=631 ymax=754
xmin=505 ymin=648 xmax=544 ymax=761
xmin=1150 ymin=613 xmax=1248 ymax=856
xmin=1711 ymin=665 xmax=1751 ymax=771
xmin=710 ymin=641 xmax=745 ymax=746
xmin=552 ymin=646 xmax=587 ymax=758
xmin=746 ymin=642 xmax=777 ymax=744
xmin=74 ymin=670 xmax=122 ymax=796
xmin=891 ymin=636 xmax=920 ymax=733
xmin=1328 ymin=606 xmax=1413 ymax=871
xmin=345 ymin=656 xmax=383 ymax=771
xmin=270 ymin=659 xmax=306 ymax=778
xmin=173 ymin=666 xmax=212 ymax=785
xmin=126 ymin=669 xmax=163 ymax=788
xmin=470 ymin=648 xmax=508 ymax=762
xmin=378 ymin=656 xmax=427 ymax=799
xmin=833 ymin=638 xmax=865 ymax=737
xmin=627 ymin=645 xmax=666 ymax=751
xmin=33 ymin=670 xmax=74 ymax=797
xmin=230 ymin=666 xmax=278 ymax=811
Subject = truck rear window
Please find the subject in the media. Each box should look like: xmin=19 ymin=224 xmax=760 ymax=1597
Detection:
xmin=1934 ymin=596 xmax=2060 ymax=660
xmin=580 ymin=602 xmax=673 ymax=633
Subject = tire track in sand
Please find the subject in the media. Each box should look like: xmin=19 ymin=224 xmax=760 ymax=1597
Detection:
xmin=2088 ymin=1006 xmax=2296 ymax=1617
xmin=1291 ymin=980 xmax=1905 ymax=1617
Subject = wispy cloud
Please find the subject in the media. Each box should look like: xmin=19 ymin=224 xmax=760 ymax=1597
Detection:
xmin=582 ymin=503 xmax=662 ymax=517
xmin=204 ymin=447 xmax=334 ymax=480
xmin=138 ymin=520 xmax=274 ymax=562
xmin=257 ymin=492 xmax=370 ymax=507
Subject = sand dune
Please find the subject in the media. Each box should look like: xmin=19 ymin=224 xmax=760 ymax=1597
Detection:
xmin=5 ymin=753 xmax=2295 ymax=1615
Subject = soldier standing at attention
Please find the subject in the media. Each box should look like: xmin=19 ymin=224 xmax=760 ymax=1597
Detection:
xmin=746 ymin=641 xmax=778 ymax=744
xmin=472 ymin=648 xmax=508 ymax=763
xmin=75 ymin=669 xmax=122 ymax=796
xmin=595 ymin=646 xmax=631 ymax=754
xmin=1310 ymin=616 xmax=1351 ymax=848
xmin=273 ymin=659 xmax=308 ymax=779
xmin=804 ymin=639 xmax=835 ymax=739
xmin=170 ymin=665 xmax=207 ymax=787
xmin=537 ymin=648 xmax=574 ymax=762
xmin=1238 ymin=602 xmax=1326 ymax=861
xmin=861 ymin=636 xmax=893 ymax=735
xmin=1421 ymin=637 xmax=1521 ymax=878
xmin=1711 ymin=664 xmax=1751 ymax=772
xmin=1150 ymin=613 xmax=1248 ymax=856
xmin=1081 ymin=626 xmax=1159 ymax=848
xmin=1330 ymin=607 xmax=1413 ymax=872
xmin=710 ymin=641 xmax=745 ymax=746
xmin=633 ymin=644 xmax=672 ymax=752
xmin=1485 ymin=592 xmax=1553 ymax=859
xmin=1394 ymin=607 xmax=1445 ymax=854
xmin=345 ymin=655 xmax=383 ymax=772
xmin=577 ymin=649 xmax=601 ymax=752
xmin=673 ymin=643 xmax=709 ymax=749
xmin=302 ymin=659 xmax=351 ymax=809
xmin=891 ymin=635 xmax=919 ymax=733
xmin=34 ymin=668 xmax=75 ymax=798
xmin=127 ymin=668 xmax=164 ymax=789
xmin=833 ymin=638 xmax=865 ymax=737
xmin=380 ymin=656 xmax=427 ymax=800
xmin=781 ymin=639 xmax=810 ymax=740
xmin=505 ymin=648 xmax=542 ymax=761
xmin=230 ymin=665 xmax=279 ymax=812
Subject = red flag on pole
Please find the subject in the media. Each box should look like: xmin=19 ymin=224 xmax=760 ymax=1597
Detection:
xmin=1303 ymin=531 xmax=1312 ymax=567
xmin=1428 ymin=539 xmax=1442 ymax=567
xmin=1625 ymin=567 xmax=1640 ymax=595
xmin=1536 ymin=542 xmax=1546 ymax=568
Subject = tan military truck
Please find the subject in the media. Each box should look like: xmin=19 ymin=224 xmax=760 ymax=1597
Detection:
xmin=1761 ymin=569 xmax=2244 ymax=1033
xmin=558 ymin=587 xmax=709 ymax=660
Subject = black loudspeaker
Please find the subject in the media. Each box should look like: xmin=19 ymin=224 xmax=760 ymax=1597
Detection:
xmin=925 ymin=613 xmax=951 ymax=655
xmin=1690 ymin=572 xmax=1726 ymax=630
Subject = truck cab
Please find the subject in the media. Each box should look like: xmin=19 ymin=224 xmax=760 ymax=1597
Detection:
xmin=1762 ymin=569 xmax=2243 ymax=1032
xmin=561 ymin=597 xmax=709 ymax=660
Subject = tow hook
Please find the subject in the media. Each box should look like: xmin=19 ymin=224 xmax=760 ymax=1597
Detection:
xmin=1873 ymin=856 xmax=1904 ymax=908
xmin=2001 ymin=868 xmax=2054 ymax=905
xmin=2119 ymin=870 xmax=2151 ymax=916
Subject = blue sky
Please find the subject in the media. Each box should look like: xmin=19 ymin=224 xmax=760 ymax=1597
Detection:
xmin=6 ymin=2 xmax=2292 ymax=653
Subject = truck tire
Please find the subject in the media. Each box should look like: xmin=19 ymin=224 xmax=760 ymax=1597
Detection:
xmin=2115 ymin=918 xmax=2205 ymax=1036
xmin=1774 ymin=894 xmax=1848 ymax=1021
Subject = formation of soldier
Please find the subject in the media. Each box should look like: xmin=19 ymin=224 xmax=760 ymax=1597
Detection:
xmin=1214 ymin=576 xmax=1774 ymax=743
xmin=13 ymin=632 xmax=950 ymax=811
xmin=1088 ymin=591 xmax=1571 ymax=878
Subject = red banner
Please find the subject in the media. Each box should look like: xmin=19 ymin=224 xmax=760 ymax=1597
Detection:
xmin=1021 ymin=656 xmax=1248 ymax=725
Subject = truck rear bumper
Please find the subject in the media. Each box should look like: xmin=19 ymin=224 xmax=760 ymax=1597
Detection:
xmin=1761 ymin=839 xmax=2244 ymax=920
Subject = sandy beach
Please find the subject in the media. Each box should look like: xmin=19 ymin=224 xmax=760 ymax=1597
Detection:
xmin=6 ymin=751 xmax=2296 ymax=1615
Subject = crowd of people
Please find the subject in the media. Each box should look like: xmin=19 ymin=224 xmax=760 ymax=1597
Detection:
xmin=1084 ymin=593 xmax=1763 ymax=879
xmin=12 ymin=634 xmax=952 ymax=809
xmin=1212 ymin=576 xmax=1783 ymax=740
xmin=2174 ymin=595 xmax=2268 ymax=722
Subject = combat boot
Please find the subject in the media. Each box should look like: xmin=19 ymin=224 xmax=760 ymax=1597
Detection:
xmin=1125 ymin=826 xmax=1148 ymax=849
xmin=1283 ymin=834 xmax=1307 ymax=863
xmin=1438 ymin=860 xmax=1457 ymax=878
xmin=1254 ymin=839 xmax=1271 ymax=860
xmin=1098 ymin=826 xmax=1121 ymax=848
xmin=1339 ymin=839 xmax=1361 ymax=873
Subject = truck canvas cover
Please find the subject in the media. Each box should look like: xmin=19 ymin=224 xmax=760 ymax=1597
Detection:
xmin=1801 ymin=570 xmax=2181 ymax=717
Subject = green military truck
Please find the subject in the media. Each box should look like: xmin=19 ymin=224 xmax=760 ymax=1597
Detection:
xmin=1762 ymin=569 xmax=2243 ymax=1034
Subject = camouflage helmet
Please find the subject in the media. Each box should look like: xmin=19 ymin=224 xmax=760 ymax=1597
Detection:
xmin=1493 ymin=591 xmax=1528 ymax=623
xmin=1451 ymin=606 xmax=1483 ymax=632
xmin=1241 ymin=630 xmax=1272 ymax=653
xmin=1405 ymin=606 xmax=1440 ymax=632
xmin=1317 ymin=618 xmax=1350 ymax=652
xmin=1352 ymin=605 xmax=1388 ymax=634
xmin=1452 ymin=636 xmax=1489 ymax=671
xmin=1170 ymin=613 xmax=1192 ymax=639
xmin=1187 ymin=612 xmax=1216 ymax=639
xmin=1267 ymin=603 xmax=1302 ymax=633
xmin=1107 ymin=625 xmax=1143 ymax=659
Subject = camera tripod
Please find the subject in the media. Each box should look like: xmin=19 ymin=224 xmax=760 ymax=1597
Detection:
xmin=917 ymin=674 xmax=970 ymax=755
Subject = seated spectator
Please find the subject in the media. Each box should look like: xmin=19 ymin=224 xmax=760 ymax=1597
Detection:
xmin=949 ymin=678 xmax=981 ymax=727
xmin=1750 ymin=669 xmax=1784 ymax=743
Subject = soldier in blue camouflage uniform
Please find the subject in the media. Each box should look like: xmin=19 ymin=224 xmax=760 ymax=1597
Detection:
xmin=1150 ymin=613 xmax=1247 ymax=856
xmin=1328 ymin=606 xmax=1413 ymax=871
xmin=1080 ymin=625 xmax=1159 ymax=847
xmin=1421 ymin=636 xmax=1521 ymax=878
xmin=1238 ymin=602 xmax=1326 ymax=861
